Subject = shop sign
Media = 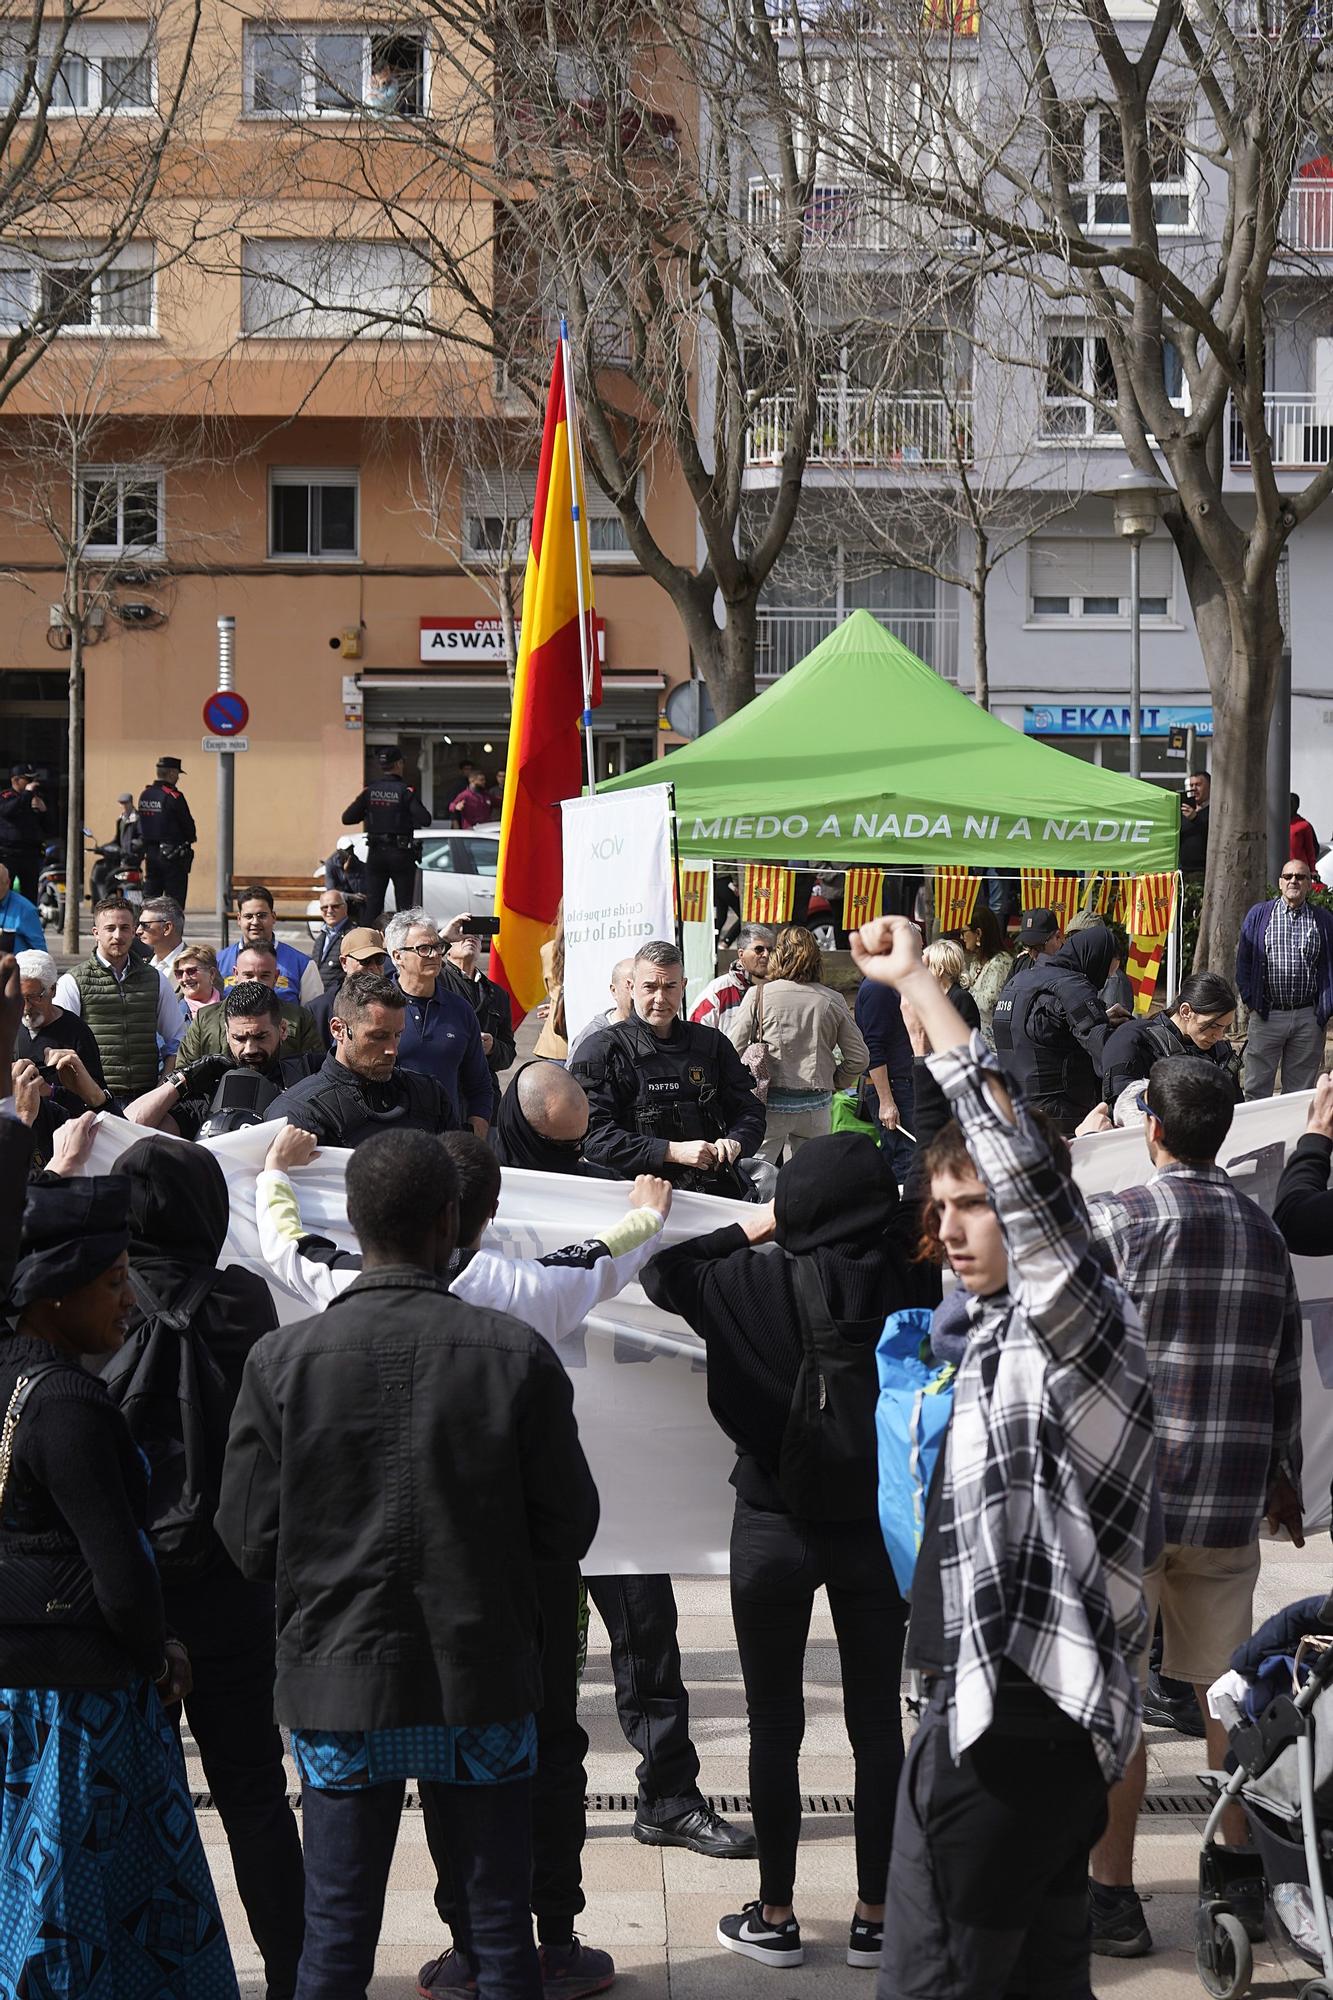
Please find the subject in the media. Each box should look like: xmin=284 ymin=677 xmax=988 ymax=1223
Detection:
xmin=1023 ymin=704 xmax=1213 ymax=737
xmin=420 ymin=615 xmax=607 ymax=664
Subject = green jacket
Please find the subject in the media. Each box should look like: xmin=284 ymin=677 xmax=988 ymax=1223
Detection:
xmin=178 ymin=1000 xmax=322 ymax=1063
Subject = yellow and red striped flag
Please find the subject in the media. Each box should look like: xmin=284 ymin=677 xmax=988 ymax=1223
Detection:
xmin=933 ymin=868 xmax=980 ymax=932
xmin=1125 ymin=872 xmax=1178 ymax=1015
xmin=1020 ymin=868 xmax=1082 ymax=933
xmin=489 ymin=343 xmax=600 ymax=1024
xmin=843 ymin=866 xmax=884 ymax=932
xmin=679 ymin=867 xmax=710 ymax=926
xmin=741 ymin=864 xmax=795 ymax=926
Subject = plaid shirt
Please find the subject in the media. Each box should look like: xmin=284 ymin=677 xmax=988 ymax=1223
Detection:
xmin=1264 ymin=897 xmax=1320 ymax=1009
xmin=1086 ymin=1166 xmax=1302 ymax=1547
xmin=929 ymin=1035 xmax=1154 ymax=1783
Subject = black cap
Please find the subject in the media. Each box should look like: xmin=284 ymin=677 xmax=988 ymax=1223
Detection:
xmin=1017 ymin=908 xmax=1061 ymax=948
xmin=9 ymin=763 xmax=37 ymax=780
xmin=376 ymin=747 xmax=404 ymax=770
xmin=156 ymin=756 xmax=185 ymax=775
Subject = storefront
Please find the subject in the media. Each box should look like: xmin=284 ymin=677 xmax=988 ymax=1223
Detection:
xmin=1011 ymin=702 xmax=1212 ymax=784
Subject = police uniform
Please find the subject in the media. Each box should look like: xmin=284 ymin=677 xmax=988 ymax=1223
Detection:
xmin=341 ymin=764 xmax=432 ymax=922
xmin=0 ymin=774 xmax=47 ymax=896
xmin=137 ymin=761 xmax=197 ymax=905
xmin=570 ymin=1012 xmax=766 ymax=1192
xmin=990 ymin=930 xmax=1116 ymax=1134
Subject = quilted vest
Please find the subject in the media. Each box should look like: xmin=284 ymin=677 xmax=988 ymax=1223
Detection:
xmin=73 ymin=954 xmax=161 ymax=1097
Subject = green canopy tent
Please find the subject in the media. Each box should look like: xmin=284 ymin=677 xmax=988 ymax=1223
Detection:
xmin=598 ymin=611 xmax=1180 ymax=874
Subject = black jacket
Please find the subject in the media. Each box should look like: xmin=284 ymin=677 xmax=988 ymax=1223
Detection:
xmin=0 ymin=1114 xmax=34 ymax=1297
xmin=265 ymin=1050 xmax=458 ymax=1149
xmin=990 ymin=929 xmax=1115 ymax=1132
xmin=570 ymin=1014 xmax=766 ymax=1187
xmin=216 ymin=1267 xmax=599 ymax=1730
xmin=1274 ymin=1133 xmax=1333 ymax=1259
xmin=1100 ymin=1010 xmax=1241 ymax=1110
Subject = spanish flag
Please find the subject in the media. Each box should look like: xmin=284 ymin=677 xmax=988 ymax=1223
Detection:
xmin=489 ymin=342 xmax=600 ymax=1024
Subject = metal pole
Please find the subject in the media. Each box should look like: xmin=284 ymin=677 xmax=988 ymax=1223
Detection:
xmin=216 ymin=616 xmax=235 ymax=947
xmin=1128 ymin=535 xmax=1142 ymax=781
xmin=558 ymin=318 xmax=598 ymax=797
xmin=1267 ymin=645 xmax=1292 ymax=885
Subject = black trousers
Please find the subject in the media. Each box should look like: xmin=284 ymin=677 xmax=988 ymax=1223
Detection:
xmin=584 ymin=1572 xmax=703 ymax=1820
xmin=730 ymin=1496 xmax=906 ymax=1907
xmin=426 ymin=1560 xmax=588 ymax=1944
xmin=167 ymin=1566 xmax=305 ymax=2000
xmin=360 ymin=844 xmax=418 ymax=926
xmin=144 ymin=846 xmax=191 ymax=907
xmin=879 ymin=1686 xmax=1108 ymax=2000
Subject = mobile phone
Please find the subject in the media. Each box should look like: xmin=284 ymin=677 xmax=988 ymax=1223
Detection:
xmin=0 ymin=931 xmax=15 ymax=956
xmin=460 ymin=916 xmax=501 ymax=939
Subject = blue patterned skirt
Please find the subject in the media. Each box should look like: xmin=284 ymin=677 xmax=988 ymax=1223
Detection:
xmin=0 ymin=1678 xmax=238 ymax=1998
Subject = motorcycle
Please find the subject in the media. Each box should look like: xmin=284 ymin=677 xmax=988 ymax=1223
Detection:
xmin=88 ymin=835 xmax=145 ymax=909
xmin=36 ymin=840 xmax=65 ymax=931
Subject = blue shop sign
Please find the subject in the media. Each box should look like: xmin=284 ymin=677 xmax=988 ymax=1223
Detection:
xmin=1024 ymin=704 xmax=1213 ymax=737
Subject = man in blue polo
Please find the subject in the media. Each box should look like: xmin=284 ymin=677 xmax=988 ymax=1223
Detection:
xmin=385 ymin=908 xmax=493 ymax=1136
xmin=218 ymin=885 xmax=322 ymax=1005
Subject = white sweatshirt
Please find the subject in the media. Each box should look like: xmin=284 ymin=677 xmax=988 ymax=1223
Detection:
xmin=255 ymin=1167 xmax=665 ymax=1342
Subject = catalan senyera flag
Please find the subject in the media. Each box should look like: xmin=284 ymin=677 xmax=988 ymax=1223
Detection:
xmin=933 ymin=867 xmax=981 ymax=932
xmin=923 ymin=0 xmax=979 ymax=32
xmin=843 ymin=866 xmax=884 ymax=932
xmin=1125 ymin=871 xmax=1178 ymax=1016
xmin=679 ymin=867 xmax=710 ymax=927
xmin=1020 ymin=868 xmax=1082 ymax=933
xmin=742 ymin=864 xmax=795 ymax=926
xmin=1082 ymin=871 xmax=1119 ymax=919
xmin=489 ymin=344 xmax=600 ymax=1025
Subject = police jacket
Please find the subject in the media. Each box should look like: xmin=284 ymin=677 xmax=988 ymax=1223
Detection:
xmin=136 ymin=782 xmax=196 ymax=850
xmin=264 ymin=1050 xmax=459 ymax=1149
xmin=1100 ymin=1010 xmax=1242 ymax=1110
xmin=990 ymin=928 xmax=1116 ymax=1131
xmin=570 ymin=1013 xmax=766 ymax=1187
xmin=0 ymin=785 xmax=45 ymax=858
xmin=341 ymin=776 xmax=432 ymax=845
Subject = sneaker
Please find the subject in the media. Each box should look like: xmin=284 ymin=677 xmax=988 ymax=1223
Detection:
xmin=539 ymin=1939 xmax=617 ymax=1998
xmin=717 ymin=1902 xmax=804 ymax=1968
xmin=418 ymin=1949 xmax=476 ymax=1995
xmin=1141 ymin=1671 xmax=1206 ymax=1739
xmin=1089 ymin=1882 xmax=1153 ymax=1958
xmin=847 ymin=1912 xmax=884 ymax=1968
xmin=633 ymin=1804 xmax=757 ymax=1859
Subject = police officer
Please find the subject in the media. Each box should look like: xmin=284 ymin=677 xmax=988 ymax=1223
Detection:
xmin=0 ymin=764 xmax=48 ymax=896
xmin=341 ymin=745 xmax=431 ymax=923
xmin=137 ymin=756 xmax=197 ymax=906
xmin=570 ymin=938 xmax=765 ymax=1193
xmin=991 ymin=922 xmax=1117 ymax=1134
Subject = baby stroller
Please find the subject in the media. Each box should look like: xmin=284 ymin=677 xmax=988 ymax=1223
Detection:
xmin=1195 ymin=1603 xmax=1333 ymax=2000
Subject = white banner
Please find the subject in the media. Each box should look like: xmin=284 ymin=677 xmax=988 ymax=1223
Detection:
xmin=560 ymin=785 xmax=675 ymax=1049
xmin=84 ymin=1087 xmax=1333 ymax=1572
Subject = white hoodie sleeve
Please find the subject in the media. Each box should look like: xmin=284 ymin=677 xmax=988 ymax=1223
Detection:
xmin=255 ymin=1167 xmax=359 ymax=1307
xmin=450 ymin=1207 xmax=666 ymax=1343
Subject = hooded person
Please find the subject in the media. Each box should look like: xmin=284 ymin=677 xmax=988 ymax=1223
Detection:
xmin=640 ymin=1134 xmax=913 ymax=1974
xmin=492 ymin=1058 xmax=620 ymax=1178
xmin=990 ymin=923 xmax=1118 ymax=1134
xmin=107 ymin=1138 xmax=305 ymax=2000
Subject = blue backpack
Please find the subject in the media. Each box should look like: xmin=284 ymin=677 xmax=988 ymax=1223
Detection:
xmin=875 ymin=1308 xmax=956 ymax=1594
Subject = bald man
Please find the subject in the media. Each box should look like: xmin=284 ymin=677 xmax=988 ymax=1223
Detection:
xmin=567 ymin=958 xmax=636 ymax=1062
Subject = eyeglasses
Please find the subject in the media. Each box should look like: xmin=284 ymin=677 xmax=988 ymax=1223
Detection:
xmin=400 ymin=941 xmax=443 ymax=959
xmin=1135 ymin=1092 xmax=1156 ymax=1117
xmin=1281 ymin=873 xmax=1311 ymax=883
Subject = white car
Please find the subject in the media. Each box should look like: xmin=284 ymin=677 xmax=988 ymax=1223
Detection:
xmin=309 ymin=823 xmax=500 ymax=934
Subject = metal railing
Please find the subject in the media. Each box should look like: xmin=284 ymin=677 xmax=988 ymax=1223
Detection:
xmin=1230 ymin=0 xmax=1333 ymax=33
xmin=1282 ymin=179 xmax=1333 ymax=253
xmin=746 ymin=176 xmax=899 ymax=253
xmin=755 ymin=604 xmax=959 ymax=680
xmin=747 ymin=388 xmax=972 ymax=466
xmin=1229 ymin=392 xmax=1333 ymax=467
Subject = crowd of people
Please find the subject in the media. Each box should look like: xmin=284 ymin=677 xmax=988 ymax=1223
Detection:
xmin=1 ymin=754 xmax=1332 ymax=2000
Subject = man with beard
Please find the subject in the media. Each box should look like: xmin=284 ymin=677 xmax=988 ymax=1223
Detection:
xmin=124 ymin=981 xmax=318 ymax=1139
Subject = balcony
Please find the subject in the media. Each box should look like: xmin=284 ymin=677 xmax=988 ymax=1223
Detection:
xmin=1229 ymin=393 xmax=1333 ymax=469
xmin=1282 ymin=177 xmax=1333 ymax=253
xmin=747 ymin=388 xmax=972 ymax=468
xmin=1230 ymin=0 xmax=1333 ymax=33
xmin=746 ymin=176 xmax=898 ymax=254
xmin=756 ymin=604 xmax=959 ymax=680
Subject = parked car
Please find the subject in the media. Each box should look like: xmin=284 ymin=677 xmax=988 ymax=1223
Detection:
xmin=309 ymin=824 xmax=500 ymax=934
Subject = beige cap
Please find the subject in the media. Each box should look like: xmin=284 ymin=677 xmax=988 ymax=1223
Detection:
xmin=341 ymin=927 xmax=386 ymax=960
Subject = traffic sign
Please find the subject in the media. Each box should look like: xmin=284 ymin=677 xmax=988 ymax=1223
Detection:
xmin=203 ymin=690 xmax=249 ymax=736
xmin=202 ymin=735 xmax=249 ymax=753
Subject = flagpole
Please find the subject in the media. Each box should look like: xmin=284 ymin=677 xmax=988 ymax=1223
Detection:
xmin=559 ymin=316 xmax=598 ymax=797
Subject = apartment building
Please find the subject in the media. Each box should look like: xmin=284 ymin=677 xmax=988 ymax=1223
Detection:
xmin=0 ymin=4 xmax=695 ymax=887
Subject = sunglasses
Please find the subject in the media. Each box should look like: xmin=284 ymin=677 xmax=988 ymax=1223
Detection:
xmin=1281 ymin=873 xmax=1311 ymax=883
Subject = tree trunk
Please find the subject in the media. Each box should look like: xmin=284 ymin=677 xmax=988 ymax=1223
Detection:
xmin=62 ymin=620 xmax=84 ymax=958
xmin=1193 ymin=589 xmax=1284 ymax=978
xmin=971 ymin=536 xmax=989 ymax=710
xmin=688 ymin=595 xmax=760 ymax=722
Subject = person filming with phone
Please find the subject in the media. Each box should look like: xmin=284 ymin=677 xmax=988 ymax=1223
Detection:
xmin=439 ymin=913 xmax=515 ymax=1117
xmin=385 ymin=908 xmax=495 ymax=1136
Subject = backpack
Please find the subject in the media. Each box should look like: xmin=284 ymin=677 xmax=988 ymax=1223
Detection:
xmin=776 ymin=1252 xmax=882 ymax=1521
xmin=875 ymin=1308 xmax=956 ymax=1593
xmin=99 ymin=1268 xmax=238 ymax=1584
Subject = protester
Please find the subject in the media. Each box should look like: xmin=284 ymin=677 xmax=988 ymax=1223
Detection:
xmin=494 ymin=1059 xmax=618 ymax=1177
xmin=1083 ymin=1057 xmax=1303 ymax=1955
xmin=306 ymin=926 xmax=387 ymax=1045
xmin=178 ymin=942 xmax=323 ymax=1061
xmin=1237 ymin=857 xmax=1333 ymax=1097
xmin=642 ymin=1135 xmax=912 ymax=1971
xmin=690 ymin=926 xmax=774 ymax=1034
xmin=126 ymin=982 xmax=320 ymax=1138
xmin=567 ymin=956 xmax=635 ymax=1062
xmin=854 ymin=962 xmax=916 ymax=1177
xmin=1101 ymin=970 xmax=1241 ymax=1109
xmin=851 ymin=915 xmax=1154 ymax=2000
xmin=1 ymin=1171 xmax=238 ymax=1998
xmin=217 ymin=886 xmax=322 ymax=1004
xmin=1291 ymin=793 xmax=1321 ymax=879
xmin=571 ymin=941 xmax=765 ymax=1194
xmin=727 ymin=925 xmax=869 ymax=1164
xmin=0 ymin=859 xmax=44 ymax=952
xmin=991 ymin=924 xmax=1117 ymax=1134
xmin=54 ymin=894 xmax=187 ymax=1096
xmin=441 ymin=925 xmax=517 ymax=1105
xmin=136 ymin=895 xmax=187 ymax=982
xmin=110 ymin=1137 xmax=305 ymax=1996
xmin=1274 ymin=1069 xmax=1333 ymax=1252
xmin=217 ymin=1129 xmax=601 ymax=1999
xmin=957 ymin=906 xmax=1013 ymax=1042
xmin=386 ymin=908 xmax=493 ymax=1134
xmin=265 ymin=968 xmax=461 ymax=1146
xmin=177 ymin=942 xmax=223 ymax=1013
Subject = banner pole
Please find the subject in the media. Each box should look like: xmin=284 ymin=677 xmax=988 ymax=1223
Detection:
xmin=668 ymin=783 xmax=683 ymax=955
xmin=559 ymin=316 xmax=598 ymax=798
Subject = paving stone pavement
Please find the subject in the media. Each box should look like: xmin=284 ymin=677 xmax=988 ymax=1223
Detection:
xmin=192 ymin=1539 xmax=1333 ymax=1998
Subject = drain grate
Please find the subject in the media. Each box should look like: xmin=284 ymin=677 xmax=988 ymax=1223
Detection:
xmin=189 ymin=1784 xmax=1208 ymax=1819
xmin=1139 ymin=1787 xmax=1212 ymax=1817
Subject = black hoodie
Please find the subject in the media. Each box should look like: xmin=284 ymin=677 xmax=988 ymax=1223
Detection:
xmin=992 ymin=925 xmax=1115 ymax=1132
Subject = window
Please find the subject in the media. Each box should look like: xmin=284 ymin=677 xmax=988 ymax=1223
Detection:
xmin=461 ymin=469 xmax=638 ymax=563
xmin=1028 ymin=536 xmax=1174 ymax=622
xmin=268 ymin=469 xmax=359 ymax=559
xmin=79 ymin=468 xmax=163 ymax=557
xmin=1042 ymin=329 xmax=1118 ymax=438
xmin=0 ymin=243 xmax=154 ymax=332
xmin=0 ymin=21 xmax=154 ymax=112
xmin=244 ymin=25 xmax=425 ymax=116
xmin=241 ymin=239 xmax=431 ymax=336
xmin=1052 ymin=104 xmax=1192 ymax=233
xmin=453 ymin=835 xmax=499 ymax=877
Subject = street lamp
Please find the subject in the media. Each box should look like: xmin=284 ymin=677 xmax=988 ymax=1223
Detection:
xmin=1097 ymin=469 xmax=1174 ymax=780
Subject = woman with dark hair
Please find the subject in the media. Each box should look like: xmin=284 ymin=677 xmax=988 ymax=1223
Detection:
xmin=958 ymin=906 xmax=1014 ymax=1042
xmin=1100 ymin=969 xmax=1240 ymax=1111
xmin=728 ymin=925 xmax=869 ymax=1163
xmin=0 ymin=1171 xmax=237 ymax=1998
xmin=642 ymin=1134 xmax=912 ymax=1975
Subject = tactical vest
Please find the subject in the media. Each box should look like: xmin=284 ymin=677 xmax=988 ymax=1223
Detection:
xmin=292 ymin=1064 xmax=445 ymax=1147
xmin=364 ymin=779 xmax=416 ymax=844
xmin=74 ymin=955 xmax=162 ymax=1097
xmin=990 ymin=961 xmax=1104 ymax=1112
xmin=604 ymin=1018 xmax=727 ymax=1146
